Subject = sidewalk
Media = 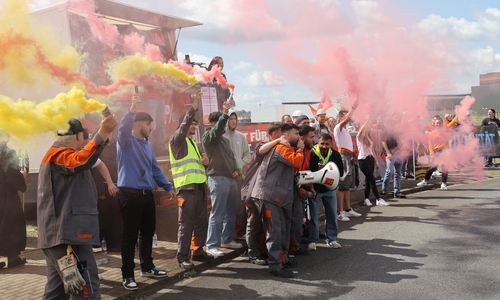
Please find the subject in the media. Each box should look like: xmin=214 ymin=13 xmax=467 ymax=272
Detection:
xmin=1 ymin=167 xmax=498 ymax=300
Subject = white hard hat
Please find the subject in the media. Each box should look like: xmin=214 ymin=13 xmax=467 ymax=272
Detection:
xmin=292 ymin=110 xmax=303 ymax=117
xmin=316 ymin=108 xmax=327 ymax=115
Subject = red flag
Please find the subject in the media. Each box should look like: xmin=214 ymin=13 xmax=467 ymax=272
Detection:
xmin=317 ymin=91 xmax=333 ymax=111
xmin=308 ymin=104 xmax=317 ymax=117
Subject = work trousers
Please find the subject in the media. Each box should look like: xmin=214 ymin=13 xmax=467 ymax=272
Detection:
xmin=246 ymin=198 xmax=267 ymax=258
xmin=42 ymin=244 xmax=100 ymax=300
xmin=263 ymin=201 xmax=291 ymax=271
xmin=177 ymin=185 xmax=208 ymax=261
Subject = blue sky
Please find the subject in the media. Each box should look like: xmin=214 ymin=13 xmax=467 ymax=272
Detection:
xmin=25 ymin=0 xmax=500 ymax=112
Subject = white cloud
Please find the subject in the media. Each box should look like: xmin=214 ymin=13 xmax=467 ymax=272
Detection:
xmin=478 ymin=8 xmax=500 ymax=40
xmin=350 ymin=0 xmax=391 ymax=26
xmin=418 ymin=14 xmax=485 ymax=41
xmin=232 ymin=61 xmax=252 ymax=71
xmin=234 ymin=92 xmax=260 ymax=110
xmin=416 ymin=7 xmax=500 ymax=42
xmin=244 ymin=71 xmax=288 ymax=87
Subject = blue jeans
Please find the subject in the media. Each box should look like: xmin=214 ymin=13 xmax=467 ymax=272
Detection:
xmin=382 ymin=156 xmax=403 ymax=193
xmin=142 ymin=98 xmax=166 ymax=152
xmin=206 ymin=176 xmax=238 ymax=248
xmin=307 ymin=190 xmax=338 ymax=243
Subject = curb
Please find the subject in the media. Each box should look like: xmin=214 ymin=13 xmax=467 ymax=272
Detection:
xmin=116 ymin=248 xmax=247 ymax=299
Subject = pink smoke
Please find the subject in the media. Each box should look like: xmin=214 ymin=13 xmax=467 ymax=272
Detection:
xmin=169 ymin=60 xmax=194 ymax=74
xmin=123 ymin=32 xmax=145 ymax=55
xmin=70 ymin=0 xmax=120 ymax=46
xmin=145 ymin=44 xmax=165 ymax=63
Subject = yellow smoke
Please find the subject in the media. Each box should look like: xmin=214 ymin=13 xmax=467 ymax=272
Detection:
xmin=0 ymin=87 xmax=106 ymax=140
xmin=109 ymin=53 xmax=198 ymax=85
xmin=0 ymin=0 xmax=82 ymax=87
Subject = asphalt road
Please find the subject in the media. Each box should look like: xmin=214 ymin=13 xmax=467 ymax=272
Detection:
xmin=145 ymin=177 xmax=500 ymax=300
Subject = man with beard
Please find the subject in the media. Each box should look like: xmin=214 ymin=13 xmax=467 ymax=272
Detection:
xmin=224 ymin=109 xmax=250 ymax=240
xmin=241 ymin=123 xmax=304 ymax=278
xmin=169 ymin=91 xmax=214 ymax=270
xmin=117 ymin=93 xmax=176 ymax=291
xmin=289 ymin=125 xmax=315 ymax=256
xmin=243 ymin=122 xmax=284 ymax=266
xmin=308 ymin=134 xmax=344 ymax=251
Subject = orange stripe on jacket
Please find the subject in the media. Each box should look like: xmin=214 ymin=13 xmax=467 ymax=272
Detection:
xmin=273 ymin=144 xmax=303 ymax=169
xmin=41 ymin=139 xmax=99 ymax=167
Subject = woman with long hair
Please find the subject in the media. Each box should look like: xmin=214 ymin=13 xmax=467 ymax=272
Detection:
xmin=357 ymin=118 xmax=388 ymax=206
xmin=207 ymin=56 xmax=231 ymax=111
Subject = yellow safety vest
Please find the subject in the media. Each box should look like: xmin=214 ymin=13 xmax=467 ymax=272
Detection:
xmin=312 ymin=145 xmax=332 ymax=165
xmin=168 ymin=138 xmax=207 ymax=188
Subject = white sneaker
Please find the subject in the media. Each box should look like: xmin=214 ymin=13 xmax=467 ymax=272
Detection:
xmin=326 ymin=240 xmax=341 ymax=249
xmin=207 ymin=247 xmax=224 ymax=257
xmin=220 ymin=240 xmax=243 ymax=249
xmin=345 ymin=209 xmax=361 ymax=217
xmin=338 ymin=211 xmax=350 ymax=222
xmin=433 ymin=170 xmax=442 ymax=177
xmin=376 ymin=198 xmax=389 ymax=206
xmin=441 ymin=183 xmax=448 ymax=190
xmin=308 ymin=242 xmax=317 ymax=251
xmin=364 ymin=198 xmax=372 ymax=206
xmin=417 ymin=180 xmax=427 ymax=187
xmin=236 ymin=234 xmax=247 ymax=241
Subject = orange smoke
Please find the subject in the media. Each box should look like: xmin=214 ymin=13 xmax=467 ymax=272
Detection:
xmin=0 ymin=30 xmax=134 ymax=95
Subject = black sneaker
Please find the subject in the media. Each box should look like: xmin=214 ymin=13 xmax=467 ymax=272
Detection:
xmin=283 ymin=259 xmax=298 ymax=268
xmin=381 ymin=190 xmax=387 ymax=195
xmin=269 ymin=267 xmax=294 ymax=278
xmin=178 ymin=259 xmax=194 ymax=270
xmin=8 ymin=257 xmax=26 ymax=268
xmin=122 ymin=278 xmax=138 ymax=291
xmin=289 ymin=248 xmax=309 ymax=255
xmin=249 ymin=256 xmax=268 ymax=265
xmin=192 ymin=252 xmax=215 ymax=262
xmin=395 ymin=192 xmax=407 ymax=198
xmin=140 ymin=267 xmax=167 ymax=278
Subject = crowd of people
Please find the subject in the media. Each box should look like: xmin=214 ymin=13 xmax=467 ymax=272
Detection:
xmin=3 ymin=65 xmax=497 ymax=297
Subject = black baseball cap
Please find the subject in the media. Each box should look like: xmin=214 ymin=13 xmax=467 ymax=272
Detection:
xmin=57 ymin=118 xmax=84 ymax=136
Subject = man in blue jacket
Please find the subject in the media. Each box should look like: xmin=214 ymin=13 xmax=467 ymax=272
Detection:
xmin=117 ymin=93 xmax=176 ymax=291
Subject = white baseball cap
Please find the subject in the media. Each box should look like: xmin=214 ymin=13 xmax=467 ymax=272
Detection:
xmin=292 ymin=110 xmax=303 ymax=117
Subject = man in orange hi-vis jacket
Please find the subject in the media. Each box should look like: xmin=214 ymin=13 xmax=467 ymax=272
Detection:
xmin=241 ymin=123 xmax=304 ymax=278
